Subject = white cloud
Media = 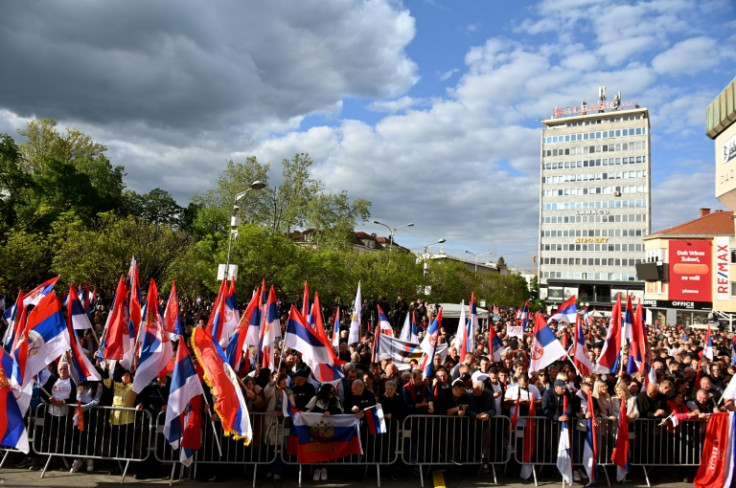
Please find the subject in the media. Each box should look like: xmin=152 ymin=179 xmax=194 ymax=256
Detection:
xmin=367 ymin=96 xmax=422 ymax=113
xmin=652 ymin=37 xmax=719 ymax=75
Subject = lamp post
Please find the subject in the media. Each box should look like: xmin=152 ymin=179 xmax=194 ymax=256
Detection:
xmin=422 ymin=238 xmax=446 ymax=278
xmin=464 ymin=250 xmax=478 ymax=274
xmin=225 ymin=180 xmax=266 ymax=280
xmin=372 ymin=220 xmax=414 ymax=252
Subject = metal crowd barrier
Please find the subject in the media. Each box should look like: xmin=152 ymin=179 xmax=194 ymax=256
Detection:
xmin=400 ymin=415 xmax=512 ymax=487
xmin=31 ymin=403 xmax=152 ymax=484
xmin=281 ymin=416 xmax=400 ymax=488
xmin=630 ymin=417 xmax=707 ymax=487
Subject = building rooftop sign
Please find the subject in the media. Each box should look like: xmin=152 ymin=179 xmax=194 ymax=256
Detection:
xmin=551 ymin=86 xmax=636 ymax=118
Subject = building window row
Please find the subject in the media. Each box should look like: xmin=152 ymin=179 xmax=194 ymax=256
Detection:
xmin=541 ymin=271 xmax=638 ymax=281
xmin=542 ymin=228 xmax=644 ymax=238
xmin=543 ymin=213 xmax=647 ymax=224
xmin=543 ymin=170 xmax=647 ymax=184
xmin=542 ymin=185 xmax=646 ymax=197
xmin=543 ymin=199 xmax=647 ymax=211
xmin=543 ymin=126 xmax=647 ymax=145
xmin=543 ymin=155 xmax=646 ymax=169
xmin=558 ymin=114 xmax=644 ymax=128
xmin=541 ymin=257 xmax=639 ymax=266
xmin=541 ymin=243 xmax=644 ymax=252
xmin=544 ymin=141 xmax=646 ymax=157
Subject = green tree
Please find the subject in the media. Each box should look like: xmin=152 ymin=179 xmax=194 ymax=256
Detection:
xmin=0 ymin=134 xmax=33 ymax=229
xmin=125 ymin=188 xmax=183 ymax=227
xmin=0 ymin=228 xmax=50 ymax=294
xmin=267 ymin=153 xmax=320 ymax=234
xmin=306 ymin=191 xmax=371 ymax=250
xmin=17 ymin=119 xmax=107 ymax=172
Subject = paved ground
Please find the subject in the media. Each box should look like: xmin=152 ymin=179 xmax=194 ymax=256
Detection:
xmin=0 ymin=462 xmax=696 ymax=488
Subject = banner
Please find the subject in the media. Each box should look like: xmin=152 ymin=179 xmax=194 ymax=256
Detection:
xmin=715 ymin=236 xmax=730 ymax=301
xmin=669 ymin=240 xmax=712 ymax=302
xmin=694 ymin=412 xmax=735 ymax=488
xmin=377 ymin=334 xmax=447 ymax=371
xmin=287 ymin=412 xmax=362 ymax=463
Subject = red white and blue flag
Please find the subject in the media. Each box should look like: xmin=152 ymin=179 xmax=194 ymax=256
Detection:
xmin=0 ymin=350 xmax=29 ymax=453
xmin=583 ymin=306 xmax=593 ymax=326
xmin=611 ymin=389 xmax=630 ymax=482
xmin=556 ymin=396 xmax=572 ymax=485
xmin=364 ymin=404 xmax=387 ymax=435
xmin=222 ymin=279 xmax=240 ymax=345
xmin=207 ymin=279 xmax=228 ymax=347
xmin=67 ymin=284 xmax=92 ymax=331
xmin=547 ymin=295 xmax=577 ymax=324
xmin=331 ymin=306 xmax=341 ymax=351
xmin=626 ymin=297 xmax=645 ymax=374
xmin=258 ymin=286 xmax=279 ymax=370
xmin=164 ymin=338 xmax=205 ymax=455
xmin=468 ymin=293 xmax=479 ymax=352
xmin=65 ymin=286 xmax=101 ymax=384
xmin=454 ymin=300 xmax=467 ymax=362
xmin=732 ymin=334 xmax=736 ymax=366
xmin=583 ymin=390 xmax=598 ymax=485
xmin=301 ymin=281 xmax=312 ymax=327
xmin=226 ymin=290 xmax=259 ymax=370
xmin=191 ymin=326 xmax=252 ymax=444
xmin=694 ymin=412 xmax=736 ymax=488
xmin=132 ymin=279 xmax=173 ymax=393
xmin=164 ymin=279 xmax=183 ymax=337
xmin=14 ymin=291 xmax=69 ymax=388
xmin=520 ymin=393 xmax=536 ymax=480
xmin=282 ymin=390 xmax=299 ymax=418
xmin=573 ymin=314 xmax=594 ymax=376
xmin=488 ymin=324 xmax=503 ymax=362
xmin=529 ymin=312 xmax=567 ymax=374
xmin=244 ymin=281 xmax=264 ymax=349
xmin=700 ymin=322 xmax=714 ymax=361
xmin=287 ymin=412 xmax=362 ymax=463
xmin=595 ymin=294 xmax=622 ymax=374
xmin=99 ymin=275 xmax=130 ymax=362
xmin=284 ymin=306 xmax=344 ymax=384
xmin=2 ymin=290 xmax=25 ymax=353
xmin=22 ymin=276 xmax=59 ymax=307
xmin=399 ymin=310 xmax=419 ymax=343
xmin=420 ymin=308 xmax=443 ymax=377
xmin=348 ymin=282 xmax=362 ymax=345
xmin=372 ymin=304 xmax=394 ymax=363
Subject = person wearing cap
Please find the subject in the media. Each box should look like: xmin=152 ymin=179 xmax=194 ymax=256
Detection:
xmin=542 ymin=379 xmax=575 ymax=421
xmin=291 ymin=369 xmax=316 ymax=411
xmin=468 ymin=380 xmax=496 ymax=473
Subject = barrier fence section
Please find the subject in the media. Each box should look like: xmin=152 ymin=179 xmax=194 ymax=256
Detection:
xmin=30 ymin=403 xmax=152 ymax=484
xmin=280 ymin=417 xmax=400 ymax=488
xmin=400 ymin=414 xmax=512 ymax=487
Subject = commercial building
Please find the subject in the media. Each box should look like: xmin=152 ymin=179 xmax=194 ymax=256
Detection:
xmin=640 ymin=208 xmax=735 ymax=328
xmin=538 ymin=87 xmax=650 ymax=310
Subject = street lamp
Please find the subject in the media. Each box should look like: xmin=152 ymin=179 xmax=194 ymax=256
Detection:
xmin=464 ymin=250 xmax=478 ymax=274
xmin=372 ymin=220 xmax=414 ymax=252
xmin=225 ymin=180 xmax=266 ymax=280
xmin=422 ymin=238 xmax=446 ymax=278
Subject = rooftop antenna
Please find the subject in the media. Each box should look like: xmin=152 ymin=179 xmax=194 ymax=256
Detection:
xmin=598 ymin=86 xmax=606 ymax=112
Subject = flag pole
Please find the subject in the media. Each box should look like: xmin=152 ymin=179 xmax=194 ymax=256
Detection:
xmin=201 ymin=395 xmax=223 ymax=457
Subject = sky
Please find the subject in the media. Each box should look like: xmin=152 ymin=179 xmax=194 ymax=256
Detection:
xmin=1 ymin=0 xmax=735 ymax=271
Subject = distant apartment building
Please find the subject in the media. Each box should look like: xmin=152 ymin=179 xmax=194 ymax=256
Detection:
xmin=538 ymin=87 xmax=650 ymax=310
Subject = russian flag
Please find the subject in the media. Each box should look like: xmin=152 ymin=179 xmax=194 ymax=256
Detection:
xmin=22 ymin=276 xmax=59 ymax=307
xmin=547 ymin=295 xmax=577 ymax=324
xmin=595 ymin=294 xmax=622 ymax=374
xmin=191 ymin=326 xmax=252 ymax=444
xmin=164 ymin=338 xmax=205 ymax=450
xmin=132 ymin=279 xmax=173 ymax=393
xmin=364 ymin=404 xmax=387 ymax=435
xmin=14 ymin=291 xmax=69 ymax=388
xmin=573 ymin=314 xmax=594 ymax=376
xmin=100 ymin=275 xmax=130 ymax=361
xmin=0 ymin=350 xmax=29 ymax=453
xmin=164 ymin=279 xmax=183 ymax=337
xmin=65 ymin=286 xmax=101 ymax=384
xmin=284 ymin=306 xmax=344 ymax=383
xmin=529 ymin=312 xmax=567 ymax=374
xmin=67 ymin=284 xmax=92 ymax=330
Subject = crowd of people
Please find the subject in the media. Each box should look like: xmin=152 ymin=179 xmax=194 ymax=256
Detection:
xmin=3 ymin=293 xmax=735 ymax=483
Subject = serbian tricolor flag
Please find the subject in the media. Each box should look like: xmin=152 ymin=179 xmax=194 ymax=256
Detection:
xmin=207 ymin=279 xmax=228 ymax=347
xmin=132 ymin=279 xmax=173 ymax=393
xmin=372 ymin=304 xmax=394 ymax=363
xmin=301 ymin=281 xmax=311 ymax=326
xmin=573 ymin=314 xmax=594 ymax=376
xmin=288 ymin=412 xmax=362 ymax=463
xmin=595 ymin=294 xmax=622 ymax=374
xmin=700 ymin=322 xmax=714 ymax=361
xmin=282 ymin=390 xmax=299 ymax=418
xmin=611 ymin=388 xmax=630 ymax=482
xmin=226 ymin=290 xmax=258 ymax=370
xmin=258 ymin=286 xmax=279 ymax=370
xmin=164 ymin=338 xmax=205 ymax=458
xmin=191 ymin=326 xmax=252 ymax=444
xmin=547 ymin=295 xmax=577 ymax=324
xmin=331 ymin=306 xmax=341 ymax=351
xmin=310 ymin=292 xmax=330 ymax=343
xmin=556 ymin=396 xmax=573 ymax=485
xmin=468 ymin=293 xmax=479 ymax=352
xmin=284 ymin=306 xmax=344 ymax=384
xmin=66 ymin=286 xmax=101 ymax=384
xmin=127 ymin=258 xmax=142 ymax=361
xmin=694 ymin=412 xmax=736 ymax=488
xmin=419 ymin=308 xmax=442 ymax=378
xmin=583 ymin=391 xmax=598 ymax=485
xmin=583 ymin=306 xmax=593 ymax=326
xmin=520 ymin=393 xmax=536 ymax=480
xmin=627 ymin=298 xmax=645 ymax=374
xmin=222 ymin=279 xmax=240 ymax=345
xmin=244 ymin=282 xmax=264 ymax=349
xmin=453 ymin=300 xmax=467 ymax=362
xmin=364 ymin=404 xmax=387 ymax=434
xmin=529 ymin=312 xmax=567 ymax=374
xmin=488 ymin=324 xmax=503 ymax=362
xmin=3 ymin=290 xmax=25 ymax=353
xmin=164 ymin=279 xmax=183 ymax=337
xmin=15 ymin=291 xmax=69 ymax=388
xmin=100 ymin=275 xmax=129 ymax=361
xmin=67 ymin=285 xmax=92 ymax=330
xmin=399 ymin=310 xmax=418 ymax=343
xmin=621 ymin=294 xmax=634 ymax=345
xmin=0 ymin=351 xmax=29 ymax=453
xmin=22 ymin=275 xmax=59 ymax=307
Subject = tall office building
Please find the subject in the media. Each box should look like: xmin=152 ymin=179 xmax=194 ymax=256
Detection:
xmin=538 ymin=87 xmax=651 ymax=310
